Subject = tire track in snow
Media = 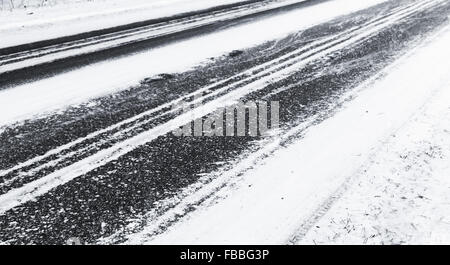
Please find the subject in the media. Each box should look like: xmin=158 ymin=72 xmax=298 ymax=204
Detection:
xmin=0 ymin=0 xmax=433 ymax=185
xmin=0 ymin=0 xmax=442 ymax=216
xmin=0 ymin=0 xmax=308 ymax=74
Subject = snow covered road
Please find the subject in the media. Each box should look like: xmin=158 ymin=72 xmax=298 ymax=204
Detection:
xmin=0 ymin=0 xmax=449 ymax=245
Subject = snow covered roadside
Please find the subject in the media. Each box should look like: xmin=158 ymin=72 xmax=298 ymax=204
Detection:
xmin=0 ymin=0 xmax=250 ymax=49
xmin=133 ymin=22 xmax=450 ymax=245
xmin=298 ymin=68 xmax=450 ymax=244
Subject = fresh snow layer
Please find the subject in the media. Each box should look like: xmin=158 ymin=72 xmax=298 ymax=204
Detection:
xmin=0 ymin=0 xmax=388 ymax=128
xmin=135 ymin=23 xmax=450 ymax=244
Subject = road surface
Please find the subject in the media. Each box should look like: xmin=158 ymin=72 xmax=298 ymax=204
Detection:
xmin=0 ymin=0 xmax=449 ymax=244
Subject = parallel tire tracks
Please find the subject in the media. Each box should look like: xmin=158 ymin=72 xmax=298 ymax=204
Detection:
xmin=0 ymin=0 xmax=444 ymax=215
xmin=0 ymin=0 xmax=306 ymax=74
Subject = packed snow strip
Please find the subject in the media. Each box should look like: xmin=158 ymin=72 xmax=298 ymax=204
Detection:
xmin=0 ymin=0 xmax=250 ymax=48
xmin=0 ymin=0 xmax=437 ymax=216
xmin=137 ymin=20 xmax=450 ymax=244
xmin=0 ymin=0 xmax=389 ymax=128
xmin=0 ymin=0 xmax=311 ymax=74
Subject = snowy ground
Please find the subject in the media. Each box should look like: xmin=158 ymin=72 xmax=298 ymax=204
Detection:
xmin=299 ymin=90 xmax=450 ymax=244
